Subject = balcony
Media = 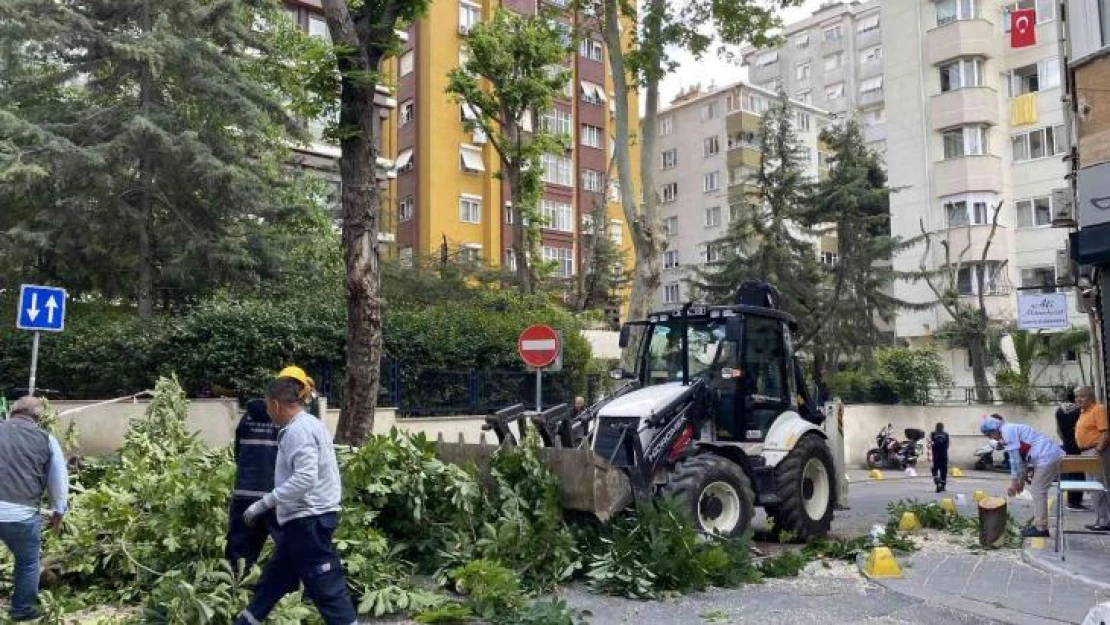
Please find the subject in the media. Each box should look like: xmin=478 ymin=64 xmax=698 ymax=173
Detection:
xmin=930 ymin=87 xmax=999 ymax=129
xmin=933 ymin=155 xmax=1003 ymax=196
xmin=855 ymin=27 xmax=881 ymax=49
xmin=821 ymin=35 xmax=845 ymax=54
xmin=859 ymin=89 xmax=884 ymax=107
xmin=932 ymin=224 xmax=1011 ymax=263
xmin=925 ymin=19 xmax=997 ymax=66
xmin=748 ymin=61 xmax=782 ymax=86
xmin=858 ymin=59 xmax=882 ymax=79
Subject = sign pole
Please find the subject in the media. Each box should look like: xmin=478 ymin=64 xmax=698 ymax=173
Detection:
xmin=28 ymin=331 xmax=40 ymax=396
xmin=535 ymin=368 xmax=542 ymax=412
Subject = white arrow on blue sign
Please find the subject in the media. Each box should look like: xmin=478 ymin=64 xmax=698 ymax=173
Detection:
xmin=16 ymin=284 xmax=67 ymax=332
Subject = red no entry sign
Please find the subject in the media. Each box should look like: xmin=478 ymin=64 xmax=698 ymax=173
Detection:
xmin=518 ymin=324 xmax=561 ymax=368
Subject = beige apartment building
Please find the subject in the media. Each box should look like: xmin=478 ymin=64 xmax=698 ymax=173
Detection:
xmin=653 ymin=82 xmax=833 ymax=309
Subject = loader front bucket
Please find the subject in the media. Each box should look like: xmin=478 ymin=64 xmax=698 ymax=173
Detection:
xmin=435 ymin=440 xmax=633 ymax=522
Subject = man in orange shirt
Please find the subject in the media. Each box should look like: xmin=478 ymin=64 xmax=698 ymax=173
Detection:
xmin=1075 ymin=386 xmax=1110 ymax=532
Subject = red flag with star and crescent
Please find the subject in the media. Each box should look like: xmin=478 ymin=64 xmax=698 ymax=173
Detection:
xmin=1011 ymin=8 xmax=1036 ymax=48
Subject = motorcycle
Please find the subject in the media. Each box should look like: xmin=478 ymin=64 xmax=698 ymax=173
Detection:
xmin=973 ymin=440 xmax=1034 ymax=484
xmin=866 ymin=423 xmax=925 ymax=470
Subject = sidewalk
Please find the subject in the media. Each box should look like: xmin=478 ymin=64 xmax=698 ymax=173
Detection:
xmin=1022 ymin=505 xmax=1110 ymax=592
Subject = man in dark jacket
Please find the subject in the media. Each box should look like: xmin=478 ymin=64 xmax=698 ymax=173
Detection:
xmin=1056 ymin=390 xmax=1086 ymax=510
xmin=930 ymin=422 xmax=950 ymax=493
xmin=225 ymin=399 xmax=280 ymax=572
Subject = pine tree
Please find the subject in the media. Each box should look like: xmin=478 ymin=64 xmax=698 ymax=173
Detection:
xmin=0 ymin=0 xmax=306 ymax=317
xmin=692 ymin=94 xmax=827 ymax=341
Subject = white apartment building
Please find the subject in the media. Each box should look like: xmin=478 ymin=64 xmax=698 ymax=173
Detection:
xmin=654 ymin=82 xmax=832 ymax=309
xmin=742 ymin=0 xmax=1087 ymax=389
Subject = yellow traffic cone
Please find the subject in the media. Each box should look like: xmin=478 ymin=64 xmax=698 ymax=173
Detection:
xmin=973 ymin=490 xmax=986 ymax=503
xmin=939 ymin=497 xmax=957 ymax=513
xmin=898 ymin=511 xmax=920 ymax=532
xmin=861 ymin=547 xmax=903 ymax=579
xmin=950 ymin=467 xmax=965 ymax=477
xmin=869 ymin=469 xmax=883 ymax=480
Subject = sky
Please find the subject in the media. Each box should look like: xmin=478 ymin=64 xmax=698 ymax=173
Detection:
xmin=658 ymin=0 xmax=828 ymax=106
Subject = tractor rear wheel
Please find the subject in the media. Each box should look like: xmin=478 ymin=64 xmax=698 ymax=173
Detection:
xmin=664 ymin=454 xmax=755 ymax=537
xmin=767 ymin=435 xmax=836 ymax=539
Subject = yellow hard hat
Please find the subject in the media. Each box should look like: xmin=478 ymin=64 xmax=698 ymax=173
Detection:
xmin=277 ymin=365 xmax=315 ymax=400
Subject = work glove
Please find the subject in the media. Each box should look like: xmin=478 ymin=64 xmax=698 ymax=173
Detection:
xmin=243 ymin=496 xmax=274 ymax=528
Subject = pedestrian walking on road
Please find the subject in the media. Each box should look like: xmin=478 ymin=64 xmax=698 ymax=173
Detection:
xmin=0 ymin=397 xmax=69 ymax=622
xmin=1056 ymin=390 xmax=1087 ymax=511
xmin=225 ymin=398 xmax=280 ymax=573
xmin=980 ymin=415 xmax=1064 ymax=538
xmin=1074 ymin=386 xmax=1110 ymax=532
xmin=235 ymin=376 xmax=356 ymax=625
xmin=930 ymin=422 xmax=950 ymax=493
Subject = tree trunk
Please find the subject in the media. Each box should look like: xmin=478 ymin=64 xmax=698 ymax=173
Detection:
xmin=507 ymin=168 xmax=533 ymax=294
xmin=977 ymin=496 xmax=1008 ymax=548
xmin=968 ymin=334 xmax=993 ymax=404
xmin=136 ymin=0 xmax=155 ymax=320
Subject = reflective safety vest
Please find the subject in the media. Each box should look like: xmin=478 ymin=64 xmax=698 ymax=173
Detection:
xmin=233 ymin=399 xmax=280 ymax=499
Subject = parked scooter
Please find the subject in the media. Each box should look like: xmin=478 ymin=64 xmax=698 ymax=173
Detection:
xmin=866 ymin=423 xmax=925 ymax=470
xmin=973 ymin=440 xmax=1011 ymax=472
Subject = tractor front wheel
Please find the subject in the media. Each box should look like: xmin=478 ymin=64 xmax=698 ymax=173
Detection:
xmin=767 ymin=435 xmax=837 ymax=539
xmin=665 ymin=454 xmax=755 ymax=538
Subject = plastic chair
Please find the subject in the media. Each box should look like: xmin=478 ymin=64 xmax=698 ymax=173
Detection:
xmin=1055 ymin=455 xmax=1108 ymax=560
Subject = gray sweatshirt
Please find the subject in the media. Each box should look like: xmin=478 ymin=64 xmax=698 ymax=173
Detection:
xmin=261 ymin=411 xmax=342 ymax=524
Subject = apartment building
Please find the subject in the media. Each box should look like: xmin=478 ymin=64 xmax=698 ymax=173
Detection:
xmin=654 ymin=83 xmax=833 ymax=308
xmin=388 ymin=0 xmax=636 ymax=303
xmin=742 ymin=0 xmax=887 ymax=150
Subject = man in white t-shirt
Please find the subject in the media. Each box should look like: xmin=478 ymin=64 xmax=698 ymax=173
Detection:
xmin=981 ymin=415 xmax=1064 ymax=538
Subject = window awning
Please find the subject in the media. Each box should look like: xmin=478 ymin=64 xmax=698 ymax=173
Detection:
xmin=856 ymin=14 xmax=880 ymax=32
xmin=860 ymin=76 xmax=883 ymax=92
xmin=394 ymin=148 xmax=413 ymax=170
xmin=461 ymin=103 xmax=478 ymax=121
xmin=757 ymin=51 xmax=779 ymax=66
xmin=460 ymin=146 xmax=485 ymax=172
xmin=581 ymin=81 xmax=606 ymax=102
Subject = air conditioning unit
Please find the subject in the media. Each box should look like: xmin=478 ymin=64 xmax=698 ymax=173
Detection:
xmin=1052 ymin=187 xmax=1076 ymax=227
xmin=1056 ymin=247 xmax=1075 ymax=287
xmin=458 ymin=23 xmax=470 ymax=35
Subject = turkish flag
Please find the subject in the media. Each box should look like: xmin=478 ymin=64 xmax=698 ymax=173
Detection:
xmin=1011 ymin=8 xmax=1036 ymax=48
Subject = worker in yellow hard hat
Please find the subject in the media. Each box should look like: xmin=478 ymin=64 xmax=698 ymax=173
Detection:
xmin=276 ymin=366 xmax=319 ymax=416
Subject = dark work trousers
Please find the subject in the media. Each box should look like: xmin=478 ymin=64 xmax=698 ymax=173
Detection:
xmin=226 ymin=497 xmax=274 ymax=574
xmin=236 ymin=512 xmax=356 ymax=625
xmin=932 ymin=454 xmax=949 ymax=490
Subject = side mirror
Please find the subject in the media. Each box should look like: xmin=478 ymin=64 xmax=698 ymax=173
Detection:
xmin=725 ymin=316 xmax=743 ymax=342
xmin=618 ymin=324 xmax=631 ymax=348
xmin=609 ymin=368 xmax=626 ymax=380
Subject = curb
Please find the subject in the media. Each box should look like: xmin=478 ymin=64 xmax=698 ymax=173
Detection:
xmin=1021 ymin=545 xmax=1110 ymax=591
xmin=868 ymin=575 xmax=1068 ymax=625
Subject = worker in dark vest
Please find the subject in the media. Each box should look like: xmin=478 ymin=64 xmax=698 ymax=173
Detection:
xmin=930 ymin=422 xmax=950 ymax=493
xmin=0 ymin=397 xmax=68 ymax=622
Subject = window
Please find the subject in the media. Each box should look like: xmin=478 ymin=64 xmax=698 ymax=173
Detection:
xmin=543 ymin=246 xmax=574 ymax=278
xmin=540 ymin=153 xmax=572 ymax=186
xmin=663 ymin=216 xmax=677 ymax=235
xmin=395 ymin=148 xmax=414 ymax=173
xmin=701 ymin=100 xmax=721 ymax=121
xmin=541 ymin=199 xmax=573 ymax=232
xmin=942 ymin=125 xmax=988 ymax=159
xmin=582 ymin=169 xmax=604 ymax=192
xmin=459 ymin=144 xmax=485 ymax=172
xmin=661 ymin=182 xmax=678 ymax=203
xmin=580 ymin=80 xmax=607 ymax=105
xmin=856 ymin=13 xmax=880 ymax=33
xmin=400 ymin=99 xmax=414 ymax=125
xmin=730 ymin=202 xmax=748 ymax=221
xmin=579 ymin=38 xmax=604 ymax=61
xmin=399 ymin=50 xmax=414 ymax=76
xmin=1009 ymin=58 xmax=1060 ymax=96
xmin=943 ymin=194 xmax=992 ymax=226
xmin=661 ymin=148 xmax=678 ymax=169
xmin=700 ymin=243 xmax=722 ymax=263
xmin=794 ymin=34 xmax=811 ymax=49
xmin=1003 ymin=0 xmax=1055 ymax=26
xmin=541 ymin=109 xmax=571 ymax=137
xmin=825 ymin=83 xmax=845 ymax=101
xmin=703 ymin=136 xmax=720 ymax=157
xmin=956 ymin=262 xmax=1004 ymax=295
xmin=796 ymin=111 xmax=811 ymax=131
xmin=504 ymin=249 xmax=517 ymax=273
xmin=581 ymin=124 xmax=604 ymax=148
xmin=822 ymin=251 xmax=839 ymax=265
xmin=459 ymin=195 xmax=482 ymax=223
xmin=1016 ymin=196 xmax=1053 ymax=227
xmin=824 ymin=52 xmax=843 ymax=71
xmin=705 ymin=205 xmax=721 ymax=226
xmin=703 ymin=172 xmax=721 ymax=193
xmin=660 ymin=116 xmax=673 ymax=135
xmin=608 ymin=179 xmax=622 ymax=202
xmin=308 ymin=14 xmax=330 ymax=40
xmin=399 ymin=247 xmax=414 ymax=268
xmin=742 ymin=93 xmax=769 ymax=114
xmin=869 ymin=139 xmax=888 ymax=155
xmin=664 ymin=250 xmax=680 ymax=269
xmin=459 ymin=1 xmax=481 ymax=33
xmin=796 ymin=90 xmax=812 ymax=105
xmin=610 ymin=220 xmax=623 ymax=244
xmin=728 ymin=166 xmax=746 ymax=186
xmin=939 ymin=57 xmax=984 ymax=92
xmin=823 ymin=25 xmax=842 ymax=42
xmin=861 ymin=107 xmax=885 ymax=126
xmin=860 ymin=46 xmax=882 ymax=64
xmin=505 ymin=202 xmax=514 ymax=224
xmin=460 ymin=102 xmax=478 ymax=123
xmin=664 ymin=283 xmax=681 ymax=304
xmin=756 ymin=52 xmax=779 ymax=68
xmin=1011 ymin=125 xmax=1065 ymax=162
xmin=936 ymin=0 xmax=979 ymax=25
xmin=859 ymin=76 xmax=883 ymax=94
xmin=399 ymin=195 xmax=414 ymax=222
xmin=795 ymin=63 xmax=811 ymax=81
xmin=1021 ymin=266 xmax=1057 ymax=292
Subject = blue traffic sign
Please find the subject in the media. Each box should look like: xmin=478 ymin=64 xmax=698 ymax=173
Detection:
xmin=16 ymin=284 xmax=67 ymax=332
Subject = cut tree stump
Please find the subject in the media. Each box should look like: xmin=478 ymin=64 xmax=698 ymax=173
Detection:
xmin=978 ymin=496 xmax=1008 ymax=548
